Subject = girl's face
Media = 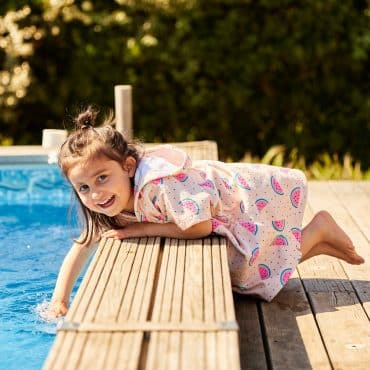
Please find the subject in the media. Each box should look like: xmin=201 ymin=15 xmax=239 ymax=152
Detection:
xmin=68 ymin=155 xmax=136 ymax=216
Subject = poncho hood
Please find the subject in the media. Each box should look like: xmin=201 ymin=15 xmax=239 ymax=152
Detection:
xmin=133 ymin=145 xmax=191 ymax=212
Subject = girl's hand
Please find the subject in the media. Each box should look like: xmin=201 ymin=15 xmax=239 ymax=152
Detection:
xmin=101 ymin=223 xmax=143 ymax=240
xmin=47 ymin=300 xmax=68 ymax=318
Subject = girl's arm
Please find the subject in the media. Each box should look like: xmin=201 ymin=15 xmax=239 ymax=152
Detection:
xmin=102 ymin=220 xmax=212 ymax=240
xmin=48 ymin=240 xmax=96 ymax=317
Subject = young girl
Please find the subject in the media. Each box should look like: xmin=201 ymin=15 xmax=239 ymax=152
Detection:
xmin=49 ymin=107 xmax=364 ymax=317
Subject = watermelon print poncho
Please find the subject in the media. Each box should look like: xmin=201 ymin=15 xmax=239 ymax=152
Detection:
xmin=132 ymin=145 xmax=307 ymax=301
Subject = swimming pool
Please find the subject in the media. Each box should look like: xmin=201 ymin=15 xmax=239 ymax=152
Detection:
xmin=0 ymin=164 xmax=81 ymax=370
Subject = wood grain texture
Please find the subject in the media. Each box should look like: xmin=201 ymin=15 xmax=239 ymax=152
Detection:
xmin=299 ymin=182 xmax=370 ymax=369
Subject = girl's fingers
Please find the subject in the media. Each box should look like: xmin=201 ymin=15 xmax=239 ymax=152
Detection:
xmin=101 ymin=229 xmax=126 ymax=239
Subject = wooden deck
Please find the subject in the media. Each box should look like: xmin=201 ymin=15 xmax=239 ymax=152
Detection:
xmin=235 ymin=180 xmax=370 ymax=370
xmin=43 ymin=181 xmax=370 ymax=370
xmin=44 ymin=237 xmax=240 ymax=370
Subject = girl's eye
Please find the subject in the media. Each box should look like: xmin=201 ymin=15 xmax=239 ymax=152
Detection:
xmin=98 ymin=175 xmax=107 ymax=183
xmin=79 ymin=184 xmax=89 ymax=193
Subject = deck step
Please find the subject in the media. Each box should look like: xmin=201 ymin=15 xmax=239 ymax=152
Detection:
xmin=43 ymin=237 xmax=240 ymax=370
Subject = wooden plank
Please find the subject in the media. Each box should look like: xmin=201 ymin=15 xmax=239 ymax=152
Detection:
xmin=64 ymin=333 xmax=87 ymax=370
xmin=69 ymin=238 xmax=130 ymax=369
xmin=308 ymin=181 xmax=370 ymax=313
xmin=157 ymin=239 xmax=178 ymax=370
xmin=42 ymin=332 xmax=67 ymax=370
xmin=116 ymin=237 xmax=160 ymax=370
xmin=69 ymin=238 xmax=117 ymax=322
xmin=85 ymin=238 xmax=128 ymax=322
xmin=43 ymin=239 xmax=111 ymax=370
xmin=329 ymin=181 xmax=370 ymax=243
xmin=144 ymin=140 xmax=219 ymax=161
xmin=118 ymin=237 xmax=160 ymax=321
xmin=359 ymin=181 xmax=370 ymax=198
xmin=75 ymin=332 xmax=110 ymax=370
xmin=219 ymin=238 xmax=241 ymax=370
xmin=145 ymin=237 xmax=239 ymax=370
xmin=45 ymin=238 xmax=161 ymax=370
xmin=299 ymin=182 xmax=370 ymax=368
xmin=43 ymin=332 xmax=79 ymax=370
xmin=158 ymin=239 xmax=185 ymax=370
xmin=204 ymin=239 xmax=218 ymax=370
xmin=311 ymin=292 xmax=369 ymax=369
xmin=145 ymin=238 xmax=172 ymax=370
xmin=94 ymin=237 xmax=159 ymax=370
xmin=233 ymin=295 xmax=268 ymax=370
xmin=212 ymin=238 xmax=233 ymax=370
xmin=181 ymin=239 xmax=205 ymax=370
xmin=167 ymin=239 xmax=186 ymax=370
xmin=112 ymin=237 xmax=160 ymax=370
xmin=72 ymin=237 xmax=143 ymax=370
xmin=261 ymin=271 xmax=331 ymax=370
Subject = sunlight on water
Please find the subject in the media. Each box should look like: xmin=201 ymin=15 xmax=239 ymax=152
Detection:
xmin=0 ymin=204 xmax=80 ymax=370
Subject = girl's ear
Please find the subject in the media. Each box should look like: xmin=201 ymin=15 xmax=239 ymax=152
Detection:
xmin=123 ymin=156 xmax=137 ymax=177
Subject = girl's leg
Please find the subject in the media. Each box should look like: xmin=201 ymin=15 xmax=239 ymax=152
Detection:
xmin=300 ymin=211 xmax=364 ymax=264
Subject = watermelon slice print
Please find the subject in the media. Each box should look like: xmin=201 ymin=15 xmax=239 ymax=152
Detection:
xmin=290 ymin=186 xmax=301 ymax=208
xmin=140 ymin=214 xmax=149 ymax=222
xmin=152 ymin=178 xmax=163 ymax=185
xmin=258 ymin=263 xmax=271 ymax=280
xmin=270 ymin=176 xmax=284 ymax=195
xmin=248 ymin=246 xmax=260 ymax=266
xmin=280 ymin=268 xmax=293 ymax=285
xmin=156 ymin=214 xmax=166 ymax=221
xmin=272 ymin=219 xmax=285 ymax=232
xmin=174 ymin=173 xmax=189 ymax=182
xmin=290 ymin=227 xmax=301 ymax=242
xmin=240 ymin=200 xmax=246 ymax=213
xmin=179 ymin=198 xmax=200 ymax=215
xmin=271 ymin=234 xmax=289 ymax=246
xmin=152 ymin=196 xmax=161 ymax=211
xmin=240 ymin=221 xmax=258 ymax=235
xmin=199 ymin=179 xmax=215 ymax=189
xmin=211 ymin=219 xmax=222 ymax=231
xmin=255 ymin=198 xmax=269 ymax=212
xmin=221 ymin=178 xmax=233 ymax=190
xmin=235 ymin=173 xmax=251 ymax=190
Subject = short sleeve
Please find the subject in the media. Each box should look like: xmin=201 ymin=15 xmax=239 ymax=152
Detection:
xmin=137 ymin=169 xmax=217 ymax=230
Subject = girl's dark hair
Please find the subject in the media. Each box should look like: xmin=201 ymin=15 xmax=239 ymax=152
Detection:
xmin=58 ymin=106 xmax=141 ymax=247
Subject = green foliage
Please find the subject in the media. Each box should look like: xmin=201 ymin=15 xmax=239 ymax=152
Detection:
xmin=242 ymin=145 xmax=369 ymax=180
xmin=0 ymin=0 xmax=369 ymax=170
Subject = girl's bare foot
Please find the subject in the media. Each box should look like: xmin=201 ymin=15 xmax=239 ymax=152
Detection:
xmin=300 ymin=211 xmax=364 ymax=264
xmin=301 ymin=241 xmax=364 ymax=264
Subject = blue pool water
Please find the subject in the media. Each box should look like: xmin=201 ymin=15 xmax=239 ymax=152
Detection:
xmin=0 ymin=164 xmax=82 ymax=370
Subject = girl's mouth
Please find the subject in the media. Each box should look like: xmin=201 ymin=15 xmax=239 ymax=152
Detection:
xmin=98 ymin=195 xmax=115 ymax=209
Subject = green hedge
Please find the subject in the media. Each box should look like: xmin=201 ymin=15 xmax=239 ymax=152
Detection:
xmin=1 ymin=0 xmax=369 ymax=168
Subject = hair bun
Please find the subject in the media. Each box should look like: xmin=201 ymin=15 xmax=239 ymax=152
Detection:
xmin=75 ymin=107 xmax=97 ymax=129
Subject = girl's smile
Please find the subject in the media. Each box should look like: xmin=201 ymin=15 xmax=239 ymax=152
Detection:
xmin=67 ymin=156 xmax=136 ymax=216
xmin=98 ymin=195 xmax=115 ymax=208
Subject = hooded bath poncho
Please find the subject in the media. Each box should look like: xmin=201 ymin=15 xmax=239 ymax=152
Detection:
xmin=131 ymin=145 xmax=307 ymax=301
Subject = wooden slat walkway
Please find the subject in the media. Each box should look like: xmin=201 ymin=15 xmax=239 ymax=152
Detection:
xmin=44 ymin=237 xmax=240 ymax=370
